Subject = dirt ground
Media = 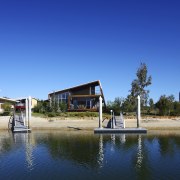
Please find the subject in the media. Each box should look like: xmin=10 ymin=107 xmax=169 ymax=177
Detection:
xmin=1 ymin=116 xmax=180 ymax=131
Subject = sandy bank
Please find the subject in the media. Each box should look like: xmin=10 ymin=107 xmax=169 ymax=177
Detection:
xmin=1 ymin=116 xmax=180 ymax=131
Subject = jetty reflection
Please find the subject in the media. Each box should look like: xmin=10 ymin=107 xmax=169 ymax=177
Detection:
xmin=1 ymin=131 xmax=180 ymax=179
xmin=13 ymin=133 xmax=35 ymax=170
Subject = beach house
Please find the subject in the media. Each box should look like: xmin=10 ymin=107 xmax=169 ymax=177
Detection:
xmin=48 ymin=80 xmax=106 ymax=112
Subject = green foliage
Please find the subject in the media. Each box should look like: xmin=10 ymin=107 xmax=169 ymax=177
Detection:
xmin=130 ymin=63 xmax=152 ymax=106
xmin=105 ymin=97 xmax=124 ymax=115
xmin=156 ymin=95 xmax=175 ymax=116
xmin=47 ymin=112 xmax=57 ymax=117
xmin=1 ymin=111 xmax=11 ymax=116
xmin=58 ymin=102 xmax=67 ymax=112
xmin=33 ymin=100 xmax=51 ymax=113
xmin=171 ymin=102 xmax=180 ymax=116
xmin=67 ymin=112 xmax=98 ymax=117
xmin=1 ymin=102 xmax=12 ymax=111
xmin=149 ymin=98 xmax=154 ymax=110
xmin=121 ymin=95 xmax=136 ymax=112
xmin=33 ymin=99 xmax=67 ymax=114
xmin=0 ymin=103 xmax=12 ymax=116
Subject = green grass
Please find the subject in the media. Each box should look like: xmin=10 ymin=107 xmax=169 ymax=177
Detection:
xmin=32 ymin=111 xmax=111 ymax=118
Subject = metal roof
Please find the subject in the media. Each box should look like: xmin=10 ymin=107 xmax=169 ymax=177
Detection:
xmin=49 ymin=80 xmax=101 ymax=95
xmin=0 ymin=97 xmax=17 ymax=102
xmin=48 ymin=80 xmax=106 ymax=106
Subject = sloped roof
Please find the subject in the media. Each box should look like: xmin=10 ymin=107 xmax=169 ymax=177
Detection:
xmin=49 ymin=80 xmax=100 ymax=95
xmin=0 ymin=97 xmax=17 ymax=103
xmin=48 ymin=80 xmax=106 ymax=106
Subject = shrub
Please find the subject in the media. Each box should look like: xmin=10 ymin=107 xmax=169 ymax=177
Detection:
xmin=1 ymin=111 xmax=11 ymax=116
xmin=47 ymin=112 xmax=56 ymax=117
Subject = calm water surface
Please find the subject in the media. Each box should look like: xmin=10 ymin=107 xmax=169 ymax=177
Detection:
xmin=0 ymin=130 xmax=180 ymax=180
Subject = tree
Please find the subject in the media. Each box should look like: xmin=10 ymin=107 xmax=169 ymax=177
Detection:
xmin=156 ymin=95 xmax=175 ymax=116
xmin=33 ymin=100 xmax=51 ymax=113
xmin=122 ymin=95 xmax=136 ymax=112
xmin=1 ymin=102 xmax=11 ymax=112
xmin=173 ymin=101 xmax=180 ymax=116
xmin=105 ymin=97 xmax=124 ymax=114
xmin=149 ymin=98 xmax=154 ymax=108
xmin=130 ymin=63 xmax=152 ymax=106
xmin=113 ymin=97 xmax=124 ymax=114
xmin=149 ymin=98 xmax=154 ymax=111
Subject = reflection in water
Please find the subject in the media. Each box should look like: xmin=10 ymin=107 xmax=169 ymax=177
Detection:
xmin=25 ymin=135 xmax=34 ymax=170
xmin=110 ymin=134 xmax=116 ymax=152
xmin=136 ymin=135 xmax=143 ymax=169
xmin=98 ymin=134 xmax=104 ymax=168
xmin=1 ymin=131 xmax=180 ymax=179
xmin=13 ymin=133 xmax=34 ymax=170
xmin=120 ymin=134 xmax=126 ymax=144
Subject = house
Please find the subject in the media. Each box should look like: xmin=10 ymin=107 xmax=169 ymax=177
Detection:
xmin=0 ymin=97 xmax=16 ymax=113
xmin=48 ymin=80 xmax=106 ymax=112
xmin=0 ymin=97 xmax=38 ymax=114
xmin=15 ymin=97 xmax=38 ymax=109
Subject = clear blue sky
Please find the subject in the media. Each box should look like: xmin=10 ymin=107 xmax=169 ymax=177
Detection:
xmin=0 ymin=0 xmax=180 ymax=102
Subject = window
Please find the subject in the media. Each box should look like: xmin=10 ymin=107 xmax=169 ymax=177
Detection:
xmin=57 ymin=92 xmax=69 ymax=103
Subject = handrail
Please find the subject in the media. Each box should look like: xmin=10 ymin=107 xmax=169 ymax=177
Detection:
xmin=8 ymin=114 xmax=14 ymax=130
xmin=102 ymin=117 xmax=108 ymax=122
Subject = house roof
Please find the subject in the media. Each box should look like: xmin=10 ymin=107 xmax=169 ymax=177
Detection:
xmin=48 ymin=80 xmax=106 ymax=106
xmin=0 ymin=97 xmax=17 ymax=103
xmin=0 ymin=97 xmax=38 ymax=103
xmin=15 ymin=97 xmax=38 ymax=101
xmin=49 ymin=80 xmax=100 ymax=95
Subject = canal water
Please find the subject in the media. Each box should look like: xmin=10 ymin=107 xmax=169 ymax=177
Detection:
xmin=0 ymin=130 xmax=180 ymax=180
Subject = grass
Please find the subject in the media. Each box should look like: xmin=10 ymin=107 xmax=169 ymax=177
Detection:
xmin=32 ymin=111 xmax=111 ymax=119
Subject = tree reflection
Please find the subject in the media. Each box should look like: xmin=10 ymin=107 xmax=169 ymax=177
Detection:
xmin=0 ymin=132 xmax=13 ymax=155
xmin=39 ymin=132 xmax=100 ymax=169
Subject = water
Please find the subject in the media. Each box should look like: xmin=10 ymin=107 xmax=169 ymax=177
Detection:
xmin=0 ymin=130 xmax=180 ymax=180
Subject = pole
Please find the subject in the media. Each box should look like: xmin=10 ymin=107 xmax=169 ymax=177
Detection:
xmin=28 ymin=96 xmax=31 ymax=129
xmin=112 ymin=112 xmax=115 ymax=129
xmin=137 ymin=95 xmax=141 ymax=128
xmin=110 ymin=109 xmax=113 ymax=128
xmin=99 ymin=96 xmax=102 ymax=128
xmin=25 ymin=98 xmax=28 ymax=126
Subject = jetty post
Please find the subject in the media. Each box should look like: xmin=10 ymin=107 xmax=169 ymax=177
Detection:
xmin=28 ymin=96 xmax=31 ymax=129
xmin=137 ymin=95 xmax=141 ymax=128
xmin=25 ymin=97 xmax=28 ymax=126
xmin=112 ymin=111 xmax=115 ymax=129
xmin=110 ymin=110 xmax=113 ymax=128
xmin=99 ymin=96 xmax=102 ymax=128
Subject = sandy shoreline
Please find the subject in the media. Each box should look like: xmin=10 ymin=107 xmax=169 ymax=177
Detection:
xmin=1 ymin=116 xmax=180 ymax=131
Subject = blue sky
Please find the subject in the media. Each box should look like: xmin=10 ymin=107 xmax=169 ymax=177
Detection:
xmin=0 ymin=0 xmax=180 ymax=102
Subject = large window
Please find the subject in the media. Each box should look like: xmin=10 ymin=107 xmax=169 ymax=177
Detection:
xmin=58 ymin=92 xmax=69 ymax=103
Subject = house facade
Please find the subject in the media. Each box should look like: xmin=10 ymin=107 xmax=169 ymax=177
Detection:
xmin=0 ymin=97 xmax=16 ymax=114
xmin=48 ymin=80 xmax=106 ymax=111
xmin=0 ymin=97 xmax=38 ymax=114
xmin=15 ymin=97 xmax=38 ymax=109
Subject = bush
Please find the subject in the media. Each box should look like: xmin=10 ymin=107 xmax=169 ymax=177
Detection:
xmin=47 ymin=112 xmax=56 ymax=117
xmin=1 ymin=111 xmax=11 ymax=116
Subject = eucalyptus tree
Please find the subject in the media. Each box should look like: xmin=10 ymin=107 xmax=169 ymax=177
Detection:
xmin=129 ymin=63 xmax=152 ymax=106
